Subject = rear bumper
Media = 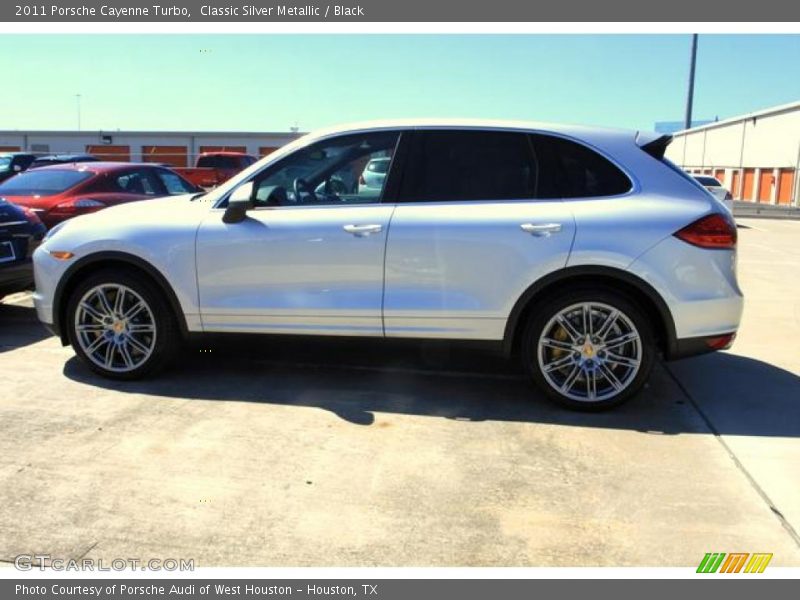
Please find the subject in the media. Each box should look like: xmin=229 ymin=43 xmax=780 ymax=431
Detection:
xmin=666 ymin=331 xmax=737 ymax=361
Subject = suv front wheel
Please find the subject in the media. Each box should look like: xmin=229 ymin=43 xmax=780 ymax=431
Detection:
xmin=66 ymin=268 xmax=179 ymax=379
xmin=521 ymin=288 xmax=656 ymax=410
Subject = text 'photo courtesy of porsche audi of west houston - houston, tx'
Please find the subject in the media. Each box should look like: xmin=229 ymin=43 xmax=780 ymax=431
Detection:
xmin=32 ymin=120 xmax=742 ymax=410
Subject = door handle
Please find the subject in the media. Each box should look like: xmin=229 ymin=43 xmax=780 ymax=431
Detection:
xmin=343 ymin=224 xmax=383 ymax=237
xmin=520 ymin=223 xmax=562 ymax=237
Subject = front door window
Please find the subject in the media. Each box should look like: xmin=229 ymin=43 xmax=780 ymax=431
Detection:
xmin=251 ymin=131 xmax=399 ymax=207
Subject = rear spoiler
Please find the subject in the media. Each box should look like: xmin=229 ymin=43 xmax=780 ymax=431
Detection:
xmin=636 ymin=132 xmax=673 ymax=160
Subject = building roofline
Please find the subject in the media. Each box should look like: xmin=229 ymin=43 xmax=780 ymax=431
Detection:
xmin=673 ymin=99 xmax=800 ymax=136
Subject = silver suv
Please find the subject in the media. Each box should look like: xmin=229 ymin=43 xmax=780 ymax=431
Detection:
xmin=33 ymin=120 xmax=742 ymax=410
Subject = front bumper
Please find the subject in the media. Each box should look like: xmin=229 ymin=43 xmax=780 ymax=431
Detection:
xmin=0 ymin=258 xmax=34 ymax=294
xmin=32 ymin=244 xmax=61 ymax=330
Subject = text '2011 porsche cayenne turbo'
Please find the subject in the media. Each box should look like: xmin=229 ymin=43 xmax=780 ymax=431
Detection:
xmin=32 ymin=120 xmax=742 ymax=410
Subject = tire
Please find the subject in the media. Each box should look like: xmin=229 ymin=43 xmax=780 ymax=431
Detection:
xmin=520 ymin=287 xmax=656 ymax=411
xmin=66 ymin=268 xmax=180 ymax=380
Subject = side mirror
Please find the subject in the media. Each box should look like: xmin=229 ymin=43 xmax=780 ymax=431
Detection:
xmin=222 ymin=181 xmax=254 ymax=224
xmin=13 ymin=164 xmax=22 ymax=172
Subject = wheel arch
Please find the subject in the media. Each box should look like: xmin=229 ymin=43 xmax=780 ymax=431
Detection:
xmin=53 ymin=251 xmax=189 ymax=346
xmin=503 ymin=266 xmax=677 ymax=358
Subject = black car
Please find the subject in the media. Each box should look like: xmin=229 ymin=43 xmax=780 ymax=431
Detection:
xmin=29 ymin=154 xmax=101 ymax=169
xmin=0 ymin=198 xmax=46 ymax=299
xmin=0 ymin=153 xmax=39 ymax=184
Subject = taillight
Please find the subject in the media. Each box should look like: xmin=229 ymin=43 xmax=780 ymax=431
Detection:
xmin=674 ymin=213 xmax=737 ymax=249
xmin=359 ymin=175 xmax=366 ymax=185
xmin=705 ymin=333 xmax=736 ymax=350
xmin=51 ymin=198 xmax=106 ymax=215
xmin=21 ymin=206 xmax=42 ymax=225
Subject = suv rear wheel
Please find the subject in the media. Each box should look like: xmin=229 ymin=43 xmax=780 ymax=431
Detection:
xmin=66 ymin=269 xmax=179 ymax=379
xmin=521 ymin=288 xmax=655 ymax=410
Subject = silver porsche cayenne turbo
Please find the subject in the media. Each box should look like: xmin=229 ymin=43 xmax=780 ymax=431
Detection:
xmin=33 ymin=120 xmax=742 ymax=410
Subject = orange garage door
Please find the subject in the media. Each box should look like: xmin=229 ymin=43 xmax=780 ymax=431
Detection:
xmin=714 ymin=169 xmax=725 ymax=185
xmin=86 ymin=144 xmax=130 ymax=161
xmin=141 ymin=145 xmax=188 ymax=168
xmin=777 ymin=169 xmax=795 ymax=205
xmin=259 ymin=146 xmax=279 ymax=157
xmin=741 ymin=169 xmax=755 ymax=201
xmin=0 ymin=146 xmax=21 ymax=152
xmin=758 ymin=169 xmax=774 ymax=203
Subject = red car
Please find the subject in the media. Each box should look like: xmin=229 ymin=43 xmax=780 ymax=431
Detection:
xmin=0 ymin=162 xmax=200 ymax=228
xmin=173 ymin=151 xmax=258 ymax=189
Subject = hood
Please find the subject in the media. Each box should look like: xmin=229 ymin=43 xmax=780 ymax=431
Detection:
xmin=76 ymin=193 xmax=207 ymax=225
xmin=0 ymin=198 xmax=28 ymax=222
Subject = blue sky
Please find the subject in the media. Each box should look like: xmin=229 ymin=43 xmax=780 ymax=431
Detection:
xmin=2 ymin=34 xmax=799 ymax=133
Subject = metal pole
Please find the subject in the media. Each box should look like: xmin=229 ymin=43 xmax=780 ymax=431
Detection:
xmin=684 ymin=34 xmax=698 ymax=130
xmin=76 ymin=94 xmax=82 ymax=131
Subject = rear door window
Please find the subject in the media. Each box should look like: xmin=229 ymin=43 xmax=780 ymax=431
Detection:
xmin=397 ymin=130 xmax=539 ymax=202
xmin=113 ymin=169 xmax=163 ymax=196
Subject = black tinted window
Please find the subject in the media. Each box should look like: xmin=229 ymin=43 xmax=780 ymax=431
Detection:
xmin=695 ymin=176 xmax=721 ymax=187
xmin=534 ymin=135 xmax=631 ymax=198
xmin=399 ymin=131 xmax=538 ymax=202
xmin=198 ymin=155 xmax=243 ymax=169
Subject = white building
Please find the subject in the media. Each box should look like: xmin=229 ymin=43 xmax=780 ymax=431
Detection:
xmin=0 ymin=129 xmax=302 ymax=167
xmin=666 ymin=100 xmax=800 ymax=206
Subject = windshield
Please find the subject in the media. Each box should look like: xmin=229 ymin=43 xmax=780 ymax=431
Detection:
xmin=158 ymin=170 xmax=198 ymax=194
xmin=0 ymin=169 xmax=93 ymax=196
xmin=197 ymin=155 xmax=244 ymax=169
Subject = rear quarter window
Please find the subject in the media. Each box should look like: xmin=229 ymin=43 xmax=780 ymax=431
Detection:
xmin=533 ymin=134 xmax=632 ymax=198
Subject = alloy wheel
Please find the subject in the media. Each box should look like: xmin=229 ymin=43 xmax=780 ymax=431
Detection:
xmin=537 ymin=302 xmax=642 ymax=402
xmin=74 ymin=284 xmax=157 ymax=373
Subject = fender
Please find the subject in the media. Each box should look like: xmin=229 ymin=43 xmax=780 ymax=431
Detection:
xmin=52 ymin=251 xmax=190 ymax=344
xmin=502 ymin=265 xmax=678 ymax=357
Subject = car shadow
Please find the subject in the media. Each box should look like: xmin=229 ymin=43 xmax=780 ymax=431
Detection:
xmin=61 ymin=334 xmax=800 ymax=438
xmin=0 ymin=298 xmax=51 ymax=353
xmin=666 ymin=351 xmax=800 ymax=438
